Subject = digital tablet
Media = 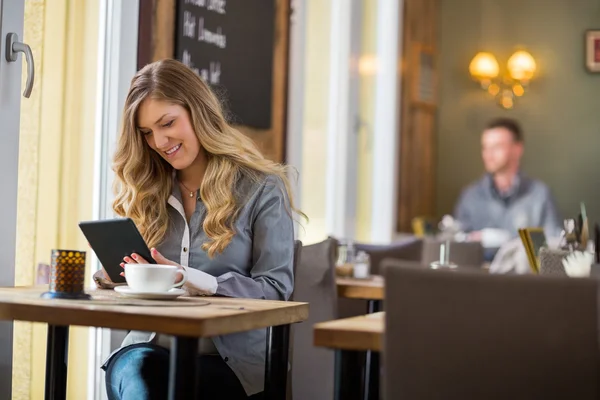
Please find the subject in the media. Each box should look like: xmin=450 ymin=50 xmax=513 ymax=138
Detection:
xmin=79 ymin=218 xmax=155 ymax=283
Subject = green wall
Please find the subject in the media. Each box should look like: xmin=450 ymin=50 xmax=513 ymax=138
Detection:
xmin=436 ymin=0 xmax=600 ymax=227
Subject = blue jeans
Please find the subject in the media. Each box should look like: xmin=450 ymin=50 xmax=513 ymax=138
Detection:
xmin=105 ymin=343 xmax=263 ymax=400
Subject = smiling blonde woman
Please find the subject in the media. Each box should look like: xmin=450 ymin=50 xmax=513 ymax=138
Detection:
xmin=98 ymin=59 xmax=302 ymax=400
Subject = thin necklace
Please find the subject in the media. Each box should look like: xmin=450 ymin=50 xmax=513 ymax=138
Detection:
xmin=178 ymin=180 xmax=199 ymax=198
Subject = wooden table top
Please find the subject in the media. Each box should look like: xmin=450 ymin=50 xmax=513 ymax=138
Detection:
xmin=0 ymin=286 xmax=308 ymax=337
xmin=336 ymin=275 xmax=384 ymax=300
xmin=314 ymin=312 xmax=384 ymax=352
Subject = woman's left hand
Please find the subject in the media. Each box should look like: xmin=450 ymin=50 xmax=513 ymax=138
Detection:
xmin=120 ymin=248 xmax=186 ymax=283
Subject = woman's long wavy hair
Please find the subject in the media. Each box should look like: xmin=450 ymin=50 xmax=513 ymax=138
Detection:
xmin=113 ymin=59 xmax=303 ymax=257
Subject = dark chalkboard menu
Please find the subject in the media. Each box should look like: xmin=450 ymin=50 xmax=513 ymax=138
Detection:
xmin=175 ymin=0 xmax=276 ymax=129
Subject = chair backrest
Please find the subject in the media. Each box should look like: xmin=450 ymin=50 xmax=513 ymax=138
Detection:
xmin=381 ymin=258 xmax=488 ymax=275
xmin=290 ymin=240 xmax=303 ymax=299
xmin=338 ymin=238 xmax=423 ymax=318
xmin=384 ymin=262 xmax=600 ymax=400
xmin=355 ymin=237 xmax=423 ymax=275
xmin=291 ymin=238 xmax=338 ymax=400
xmin=421 ymin=239 xmax=484 ymax=268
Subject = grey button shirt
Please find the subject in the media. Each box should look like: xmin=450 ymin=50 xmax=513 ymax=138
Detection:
xmin=103 ymin=173 xmax=295 ymax=396
xmin=454 ymin=173 xmax=562 ymax=237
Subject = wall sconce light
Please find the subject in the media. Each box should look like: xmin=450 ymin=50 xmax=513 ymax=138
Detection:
xmin=469 ymin=50 xmax=536 ymax=109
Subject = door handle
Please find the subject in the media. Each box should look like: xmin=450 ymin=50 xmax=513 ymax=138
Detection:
xmin=5 ymin=33 xmax=35 ymax=98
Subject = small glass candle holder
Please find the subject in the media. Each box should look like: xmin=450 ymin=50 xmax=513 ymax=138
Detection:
xmin=41 ymin=249 xmax=91 ymax=300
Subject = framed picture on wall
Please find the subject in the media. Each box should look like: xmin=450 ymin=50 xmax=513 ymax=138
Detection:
xmin=411 ymin=44 xmax=437 ymax=108
xmin=585 ymin=30 xmax=600 ymax=72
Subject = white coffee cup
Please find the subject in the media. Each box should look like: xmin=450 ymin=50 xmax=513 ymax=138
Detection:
xmin=124 ymin=264 xmax=187 ymax=293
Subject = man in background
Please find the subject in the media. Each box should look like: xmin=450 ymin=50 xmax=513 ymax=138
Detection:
xmin=454 ymin=118 xmax=561 ymax=258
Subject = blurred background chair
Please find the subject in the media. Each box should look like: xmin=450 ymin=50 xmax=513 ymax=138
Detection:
xmin=337 ymin=238 xmax=423 ymax=317
xmin=289 ymin=238 xmax=338 ymax=400
xmin=355 ymin=237 xmax=423 ymax=275
xmin=384 ymin=262 xmax=600 ymax=400
xmin=421 ymin=239 xmax=484 ymax=268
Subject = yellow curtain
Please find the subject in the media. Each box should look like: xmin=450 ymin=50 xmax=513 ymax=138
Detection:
xmin=13 ymin=0 xmax=99 ymax=398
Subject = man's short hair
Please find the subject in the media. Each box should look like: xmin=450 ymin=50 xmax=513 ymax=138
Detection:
xmin=485 ymin=117 xmax=523 ymax=143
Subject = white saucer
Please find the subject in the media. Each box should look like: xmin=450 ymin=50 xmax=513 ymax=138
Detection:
xmin=114 ymin=286 xmax=186 ymax=300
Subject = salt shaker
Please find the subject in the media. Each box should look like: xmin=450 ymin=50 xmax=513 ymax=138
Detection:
xmin=353 ymin=251 xmax=371 ymax=279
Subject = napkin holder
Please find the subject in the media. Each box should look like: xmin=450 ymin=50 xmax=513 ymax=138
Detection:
xmin=538 ymin=247 xmax=569 ymax=276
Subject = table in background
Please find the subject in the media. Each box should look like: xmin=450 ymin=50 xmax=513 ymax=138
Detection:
xmin=337 ymin=275 xmax=384 ymax=400
xmin=314 ymin=312 xmax=384 ymax=400
xmin=337 ymin=275 xmax=384 ymax=307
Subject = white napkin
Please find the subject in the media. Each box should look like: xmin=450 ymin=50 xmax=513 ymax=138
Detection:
xmin=489 ymin=237 xmax=531 ymax=275
xmin=481 ymin=228 xmax=512 ymax=248
xmin=562 ymin=251 xmax=594 ymax=278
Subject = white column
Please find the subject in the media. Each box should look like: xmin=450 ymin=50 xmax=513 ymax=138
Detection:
xmin=370 ymin=0 xmax=403 ymax=243
xmin=90 ymin=1 xmax=139 ymax=398
xmin=325 ymin=0 xmax=361 ymax=240
xmin=286 ymin=0 xmax=306 ymax=238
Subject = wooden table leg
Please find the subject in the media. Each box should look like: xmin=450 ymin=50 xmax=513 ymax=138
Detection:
xmin=45 ymin=325 xmax=69 ymax=400
xmin=168 ymin=336 xmax=198 ymax=400
xmin=264 ymin=324 xmax=290 ymax=400
xmin=335 ymin=350 xmax=363 ymax=400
